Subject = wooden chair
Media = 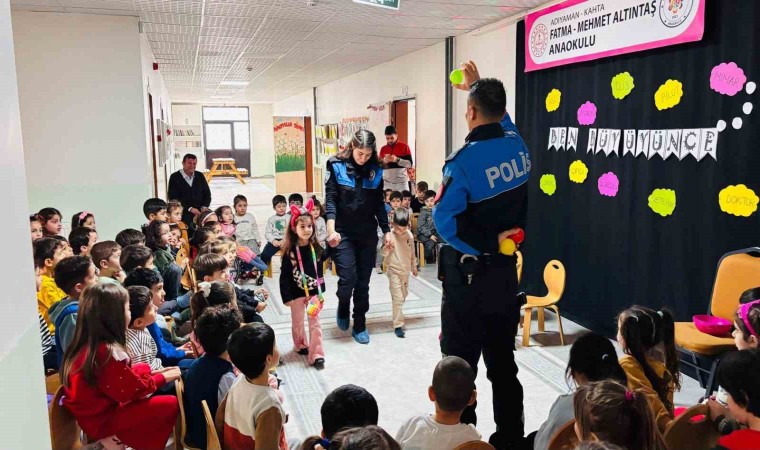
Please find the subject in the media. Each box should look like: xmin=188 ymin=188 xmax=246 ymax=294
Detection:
xmin=675 ymin=247 xmax=760 ymax=397
xmin=181 ymin=265 xmax=197 ymax=291
xmin=175 ymin=246 xmax=189 ymax=273
xmin=522 ymin=260 xmax=566 ymax=347
xmin=417 ymin=242 xmax=426 ymax=267
xmin=322 ymin=258 xmax=337 ymax=276
xmin=516 ymin=250 xmax=523 ymax=284
xmin=215 ymin=395 xmax=227 ymax=449
xmin=410 ymin=213 xmax=426 ymax=267
xmin=46 ymin=372 xmax=62 ymax=395
xmin=548 ymin=419 xmax=578 ymax=450
xmin=453 ymin=441 xmax=496 ymax=450
xmin=49 ymin=386 xmax=82 ymax=450
xmin=264 ymin=250 xmax=283 ymax=278
xmin=664 ymin=404 xmax=720 ymax=450
xmin=202 ymin=400 xmax=222 ymax=450
xmin=174 ymin=379 xmax=202 ymax=450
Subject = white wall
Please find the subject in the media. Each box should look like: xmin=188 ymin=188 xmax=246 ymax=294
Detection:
xmin=273 ymin=26 xmax=521 ymax=188
xmin=1 ymin=2 xmax=52 ymax=447
xmin=272 ymin=89 xmax=313 ymax=118
xmin=13 ymin=12 xmax=152 ymax=240
xmin=141 ymin=34 xmax=173 ymax=199
xmin=249 ymin=103 xmax=275 ymax=178
xmin=454 ymin=23 xmax=519 ymax=149
xmin=315 ymin=43 xmax=446 ymax=186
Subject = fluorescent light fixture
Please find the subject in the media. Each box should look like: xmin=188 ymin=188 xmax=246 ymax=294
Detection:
xmin=211 ymin=95 xmax=233 ymax=99
xmin=219 ymin=81 xmax=250 ymax=86
xmin=243 ymin=53 xmax=285 ymax=59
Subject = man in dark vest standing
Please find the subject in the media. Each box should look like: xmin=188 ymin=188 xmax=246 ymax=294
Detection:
xmin=168 ymin=154 xmax=211 ymax=232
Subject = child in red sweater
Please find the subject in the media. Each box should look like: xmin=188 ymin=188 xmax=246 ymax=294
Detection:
xmin=60 ymin=283 xmax=180 ymax=450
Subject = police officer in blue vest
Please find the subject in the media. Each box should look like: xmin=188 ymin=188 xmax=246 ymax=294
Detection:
xmin=433 ymin=61 xmax=530 ymax=450
xmin=324 ymin=129 xmax=392 ymax=345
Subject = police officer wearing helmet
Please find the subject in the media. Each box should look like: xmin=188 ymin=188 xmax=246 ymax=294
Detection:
xmin=324 ymin=129 xmax=393 ymax=345
xmin=433 ymin=61 xmax=530 ymax=450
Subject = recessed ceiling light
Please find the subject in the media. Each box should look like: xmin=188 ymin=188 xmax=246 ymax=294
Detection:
xmin=219 ymin=81 xmax=250 ymax=86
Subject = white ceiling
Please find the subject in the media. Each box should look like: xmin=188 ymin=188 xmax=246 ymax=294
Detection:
xmin=11 ymin=0 xmax=546 ymax=103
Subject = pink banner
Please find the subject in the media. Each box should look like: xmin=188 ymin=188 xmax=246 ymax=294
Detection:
xmin=525 ymin=0 xmax=704 ymax=72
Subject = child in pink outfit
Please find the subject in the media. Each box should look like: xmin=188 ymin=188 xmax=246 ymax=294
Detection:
xmin=279 ymin=199 xmax=326 ymax=369
xmin=215 ymin=205 xmax=237 ymax=237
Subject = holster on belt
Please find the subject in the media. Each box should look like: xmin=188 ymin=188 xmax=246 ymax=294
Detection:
xmin=438 ymin=245 xmax=462 ymax=282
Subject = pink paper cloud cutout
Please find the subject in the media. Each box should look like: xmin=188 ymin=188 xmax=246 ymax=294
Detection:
xmin=577 ymin=101 xmax=597 ymax=126
xmin=598 ymin=172 xmax=619 ymax=197
xmin=710 ymin=62 xmax=747 ymax=96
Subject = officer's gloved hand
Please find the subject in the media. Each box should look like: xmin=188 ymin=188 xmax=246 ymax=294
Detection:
xmin=517 ymin=292 xmax=527 ymax=306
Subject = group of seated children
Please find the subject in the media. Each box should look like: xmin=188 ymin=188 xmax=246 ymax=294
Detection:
xmin=381 ymin=181 xmax=442 ymax=266
xmin=260 ymin=192 xmax=327 ymax=264
xmin=30 ymin=198 xmax=278 ymax=447
xmin=528 ymin=295 xmax=760 ymax=450
xmin=33 ymin=195 xmax=760 ymax=450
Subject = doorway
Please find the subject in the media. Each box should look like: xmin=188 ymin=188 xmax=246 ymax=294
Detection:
xmin=148 ymin=93 xmax=158 ymax=196
xmin=392 ymin=98 xmax=417 ymax=182
xmin=202 ymin=106 xmax=251 ymax=174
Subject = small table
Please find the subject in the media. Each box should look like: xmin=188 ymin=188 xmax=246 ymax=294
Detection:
xmin=205 ymin=158 xmax=247 ymax=184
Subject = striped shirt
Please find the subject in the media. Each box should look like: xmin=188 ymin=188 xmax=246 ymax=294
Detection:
xmin=39 ymin=313 xmax=53 ymax=355
xmin=125 ymin=328 xmax=163 ymax=370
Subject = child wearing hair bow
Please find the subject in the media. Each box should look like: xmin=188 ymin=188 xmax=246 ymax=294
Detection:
xmin=279 ymin=199 xmax=327 ymax=370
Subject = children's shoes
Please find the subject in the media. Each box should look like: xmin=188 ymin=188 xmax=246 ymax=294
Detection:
xmin=352 ymin=329 xmax=370 ymax=344
xmin=394 ymin=327 xmax=405 ymax=338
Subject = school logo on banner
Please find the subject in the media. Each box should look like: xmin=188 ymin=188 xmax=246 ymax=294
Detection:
xmin=530 ymin=24 xmax=550 ymax=57
xmin=660 ymin=0 xmax=694 ymax=28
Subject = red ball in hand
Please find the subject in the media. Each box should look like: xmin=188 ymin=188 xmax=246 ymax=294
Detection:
xmin=511 ymin=228 xmax=525 ymax=244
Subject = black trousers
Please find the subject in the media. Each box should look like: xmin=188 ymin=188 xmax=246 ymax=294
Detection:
xmin=260 ymin=242 xmax=279 ymax=265
xmin=439 ymin=246 xmax=524 ymax=449
xmin=332 ymin=234 xmax=378 ymax=332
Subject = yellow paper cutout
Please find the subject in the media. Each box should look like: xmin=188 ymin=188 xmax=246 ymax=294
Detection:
xmin=540 ymin=174 xmax=557 ymax=196
xmin=648 ymin=188 xmax=677 ymax=217
xmin=568 ymin=160 xmax=588 ymax=183
xmin=719 ymin=184 xmax=759 ymax=217
xmin=545 ymin=89 xmax=561 ymax=112
xmin=611 ymin=72 xmax=635 ymax=100
xmin=654 ymin=79 xmax=683 ymax=110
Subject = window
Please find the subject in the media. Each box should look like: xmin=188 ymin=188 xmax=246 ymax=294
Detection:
xmin=202 ymin=107 xmax=250 ymax=152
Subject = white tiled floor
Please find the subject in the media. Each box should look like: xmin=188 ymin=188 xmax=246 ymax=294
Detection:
xmin=210 ymin=177 xmax=706 ymax=444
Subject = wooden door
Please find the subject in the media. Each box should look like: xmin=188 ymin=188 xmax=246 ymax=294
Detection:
xmin=394 ymin=101 xmax=409 ymax=144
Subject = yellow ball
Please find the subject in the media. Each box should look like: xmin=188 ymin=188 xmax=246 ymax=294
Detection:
xmin=449 ymin=69 xmax=464 ymax=85
xmin=499 ymin=238 xmax=516 ymax=255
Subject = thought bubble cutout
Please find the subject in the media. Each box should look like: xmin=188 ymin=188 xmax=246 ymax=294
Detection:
xmin=569 ymin=160 xmax=588 ymax=183
xmin=598 ymin=172 xmax=619 ymax=197
xmin=540 ymin=174 xmax=557 ymax=196
xmin=654 ymin=80 xmax=683 ymax=111
xmin=546 ymin=89 xmax=561 ymax=112
xmin=719 ymin=184 xmax=759 ymax=217
xmin=648 ymin=188 xmax=677 ymax=217
xmin=577 ymin=101 xmax=597 ymax=125
xmin=710 ymin=62 xmax=747 ymax=96
xmin=611 ymin=72 xmax=635 ymax=100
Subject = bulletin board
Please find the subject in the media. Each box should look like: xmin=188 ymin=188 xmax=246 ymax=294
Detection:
xmin=515 ymin=0 xmax=760 ymax=334
xmin=273 ymin=116 xmax=307 ymax=193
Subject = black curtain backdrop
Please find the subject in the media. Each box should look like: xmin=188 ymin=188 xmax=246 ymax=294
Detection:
xmin=515 ymin=0 xmax=760 ymax=336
